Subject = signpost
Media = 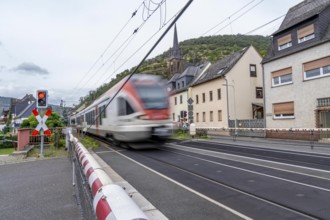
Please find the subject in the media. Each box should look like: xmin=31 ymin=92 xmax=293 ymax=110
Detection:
xmin=187 ymin=97 xmax=194 ymax=123
xmin=32 ymin=105 xmax=52 ymax=157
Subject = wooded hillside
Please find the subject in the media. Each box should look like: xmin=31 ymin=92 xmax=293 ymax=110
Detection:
xmin=75 ymin=34 xmax=271 ymax=110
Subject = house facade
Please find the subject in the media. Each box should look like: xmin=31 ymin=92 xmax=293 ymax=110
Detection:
xmin=191 ymin=45 xmax=263 ymax=128
xmin=262 ymin=0 xmax=330 ymax=130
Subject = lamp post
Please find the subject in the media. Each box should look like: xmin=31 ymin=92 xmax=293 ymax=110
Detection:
xmin=224 ymin=79 xmax=237 ymax=136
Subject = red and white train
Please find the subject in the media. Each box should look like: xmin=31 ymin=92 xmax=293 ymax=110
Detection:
xmin=69 ymin=74 xmax=172 ymax=149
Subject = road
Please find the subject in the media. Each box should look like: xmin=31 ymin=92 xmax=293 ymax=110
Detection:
xmin=93 ymin=138 xmax=330 ymax=220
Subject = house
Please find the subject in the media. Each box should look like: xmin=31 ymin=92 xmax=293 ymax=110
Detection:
xmin=168 ymin=63 xmax=210 ymax=124
xmin=191 ymin=45 xmax=263 ymax=128
xmin=167 ymin=25 xmax=211 ymax=126
xmin=262 ymin=0 xmax=330 ymax=133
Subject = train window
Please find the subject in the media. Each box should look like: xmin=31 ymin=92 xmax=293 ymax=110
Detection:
xmin=134 ymin=84 xmax=167 ymax=110
xmin=118 ymin=97 xmax=135 ymax=116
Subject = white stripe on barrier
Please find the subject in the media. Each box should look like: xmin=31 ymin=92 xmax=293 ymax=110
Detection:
xmin=93 ymin=185 xmax=148 ymax=220
xmin=71 ymin=135 xmax=148 ymax=220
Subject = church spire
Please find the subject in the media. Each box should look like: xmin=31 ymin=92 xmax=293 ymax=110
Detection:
xmin=170 ymin=24 xmax=182 ymax=59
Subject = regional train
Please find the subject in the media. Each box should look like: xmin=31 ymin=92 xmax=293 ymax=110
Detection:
xmin=69 ymin=74 xmax=172 ymax=149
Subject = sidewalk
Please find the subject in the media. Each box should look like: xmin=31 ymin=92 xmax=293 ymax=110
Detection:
xmin=0 ymin=157 xmax=80 ymax=220
xmin=197 ymin=134 xmax=330 ymax=155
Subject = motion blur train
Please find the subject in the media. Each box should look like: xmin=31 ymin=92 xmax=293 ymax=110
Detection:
xmin=69 ymin=74 xmax=172 ymax=149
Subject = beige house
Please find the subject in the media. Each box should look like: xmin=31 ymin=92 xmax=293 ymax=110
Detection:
xmin=262 ymin=0 xmax=330 ymax=129
xmin=191 ymin=45 xmax=263 ymax=128
xmin=168 ymin=63 xmax=210 ymax=124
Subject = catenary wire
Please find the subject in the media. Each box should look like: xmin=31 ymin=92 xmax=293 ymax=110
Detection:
xmin=201 ymin=0 xmax=257 ymax=36
xmin=212 ymin=0 xmax=265 ymax=36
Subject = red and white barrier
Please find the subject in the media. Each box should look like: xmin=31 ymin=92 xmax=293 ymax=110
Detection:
xmin=70 ymin=134 xmax=148 ymax=220
xmin=93 ymin=184 xmax=148 ymax=220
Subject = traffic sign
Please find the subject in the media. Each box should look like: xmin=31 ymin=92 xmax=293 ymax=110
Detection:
xmin=31 ymin=109 xmax=52 ymax=136
xmin=188 ymin=105 xmax=193 ymax=111
xmin=187 ymin=98 xmax=194 ymax=105
xmin=188 ymin=111 xmax=193 ymax=117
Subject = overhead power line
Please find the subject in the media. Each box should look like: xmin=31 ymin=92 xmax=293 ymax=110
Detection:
xmin=213 ymin=0 xmax=265 ymax=36
xmin=245 ymin=14 xmax=285 ymax=35
xmin=72 ymin=2 xmax=144 ymax=92
xmin=201 ymin=0 xmax=257 ymax=36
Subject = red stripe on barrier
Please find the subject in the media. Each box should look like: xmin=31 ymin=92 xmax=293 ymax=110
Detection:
xmin=92 ymin=179 xmax=103 ymax=197
xmin=44 ymin=129 xmax=52 ymax=137
xmin=83 ymin=160 xmax=89 ymax=168
xmin=86 ymin=167 xmax=94 ymax=178
xmin=32 ymin=109 xmax=38 ymax=116
xmin=80 ymin=154 xmax=85 ymax=162
xmin=96 ymin=196 xmax=112 ymax=220
xmin=45 ymin=109 xmax=52 ymax=117
xmin=32 ymin=129 xmax=39 ymax=136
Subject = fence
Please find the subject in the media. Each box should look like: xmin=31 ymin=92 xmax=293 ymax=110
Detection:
xmin=27 ymin=127 xmax=66 ymax=146
xmin=228 ymin=119 xmax=265 ymax=137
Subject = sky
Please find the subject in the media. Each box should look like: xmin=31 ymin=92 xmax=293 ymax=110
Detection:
xmin=0 ymin=0 xmax=303 ymax=107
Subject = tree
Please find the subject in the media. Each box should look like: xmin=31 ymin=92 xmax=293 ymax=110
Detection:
xmin=20 ymin=111 xmax=64 ymax=129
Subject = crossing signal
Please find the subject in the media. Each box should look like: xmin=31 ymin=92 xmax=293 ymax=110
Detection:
xmin=36 ymin=90 xmax=48 ymax=108
xmin=183 ymin=111 xmax=187 ymax=118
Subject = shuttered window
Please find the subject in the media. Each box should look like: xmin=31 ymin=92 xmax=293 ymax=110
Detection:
xmin=273 ymin=102 xmax=294 ymax=119
xmin=218 ymin=110 xmax=222 ymax=121
xmin=298 ymin=24 xmax=315 ymax=43
xmin=303 ymin=56 xmax=330 ymax=80
xmin=271 ymin=67 xmax=292 ymax=86
xmin=277 ymin=34 xmax=292 ymax=50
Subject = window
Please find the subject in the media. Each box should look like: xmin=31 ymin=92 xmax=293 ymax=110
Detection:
xmin=218 ymin=110 xmax=222 ymax=121
xmin=172 ymin=113 xmax=175 ymax=121
xmin=118 ymin=97 xmax=135 ymax=116
xmin=217 ymin=89 xmax=221 ymax=100
xmin=202 ymin=112 xmax=206 ymax=122
xmin=210 ymin=111 xmax=213 ymax=122
xmin=182 ymin=81 xmax=184 ymax=88
xmin=271 ymin=67 xmax=293 ymax=86
xmin=174 ymin=97 xmax=177 ymax=105
xmin=177 ymin=83 xmax=180 ymax=89
xmin=256 ymin=87 xmax=263 ymax=99
xmin=202 ymin=93 xmax=205 ymax=103
xmin=303 ymin=56 xmax=330 ymax=80
xmin=209 ymin=91 xmax=213 ymax=101
xmin=298 ymin=24 xmax=315 ymax=43
xmin=196 ymin=95 xmax=199 ymax=104
xmin=277 ymin=34 xmax=292 ymax=50
xmin=180 ymin=95 xmax=183 ymax=104
xmin=273 ymin=102 xmax=294 ymax=119
xmin=250 ymin=64 xmax=257 ymax=77
xmin=196 ymin=113 xmax=199 ymax=122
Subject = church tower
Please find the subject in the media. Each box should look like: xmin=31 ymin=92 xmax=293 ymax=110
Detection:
xmin=168 ymin=24 xmax=184 ymax=75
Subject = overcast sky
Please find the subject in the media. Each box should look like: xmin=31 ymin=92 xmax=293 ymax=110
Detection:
xmin=0 ymin=0 xmax=303 ymax=107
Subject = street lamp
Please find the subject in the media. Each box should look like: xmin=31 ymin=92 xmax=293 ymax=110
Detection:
xmin=223 ymin=79 xmax=237 ymax=136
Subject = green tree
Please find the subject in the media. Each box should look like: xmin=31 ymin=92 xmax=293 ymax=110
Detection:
xmin=20 ymin=111 xmax=64 ymax=129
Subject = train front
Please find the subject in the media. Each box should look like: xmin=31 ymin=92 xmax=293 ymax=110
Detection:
xmin=130 ymin=75 xmax=172 ymax=144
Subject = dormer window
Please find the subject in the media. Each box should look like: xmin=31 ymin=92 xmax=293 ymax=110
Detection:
xmin=298 ymin=24 xmax=315 ymax=43
xmin=277 ymin=34 xmax=292 ymax=50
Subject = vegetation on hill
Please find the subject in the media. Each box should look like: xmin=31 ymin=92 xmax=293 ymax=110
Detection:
xmin=74 ymin=34 xmax=271 ymax=110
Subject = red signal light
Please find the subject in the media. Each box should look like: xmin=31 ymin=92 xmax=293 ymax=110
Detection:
xmin=38 ymin=92 xmax=45 ymax=99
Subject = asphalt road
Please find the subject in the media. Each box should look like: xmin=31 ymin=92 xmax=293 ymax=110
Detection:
xmin=94 ymin=139 xmax=330 ymax=220
xmin=0 ymin=158 xmax=81 ymax=220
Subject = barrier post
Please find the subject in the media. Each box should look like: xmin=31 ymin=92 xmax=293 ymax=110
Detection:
xmin=310 ymin=129 xmax=314 ymax=150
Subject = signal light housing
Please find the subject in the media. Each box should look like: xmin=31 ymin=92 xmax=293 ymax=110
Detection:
xmin=36 ymin=90 xmax=48 ymax=108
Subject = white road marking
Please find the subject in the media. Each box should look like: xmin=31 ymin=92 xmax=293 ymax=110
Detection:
xmin=167 ymin=144 xmax=330 ymax=192
xmin=115 ymin=150 xmax=253 ymax=220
